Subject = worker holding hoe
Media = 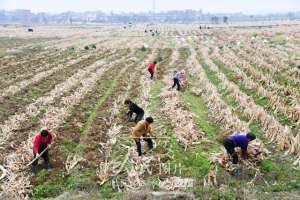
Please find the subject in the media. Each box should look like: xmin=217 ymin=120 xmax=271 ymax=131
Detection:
xmin=223 ymin=132 xmax=256 ymax=175
xmin=132 ymin=117 xmax=155 ymax=156
xmin=124 ymin=99 xmax=144 ymax=123
xmin=148 ymin=61 xmax=157 ymax=80
xmin=171 ymin=70 xmax=185 ymax=91
xmin=31 ymin=128 xmax=53 ymax=175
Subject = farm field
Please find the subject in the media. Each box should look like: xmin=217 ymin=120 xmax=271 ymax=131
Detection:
xmin=0 ymin=23 xmax=300 ymax=200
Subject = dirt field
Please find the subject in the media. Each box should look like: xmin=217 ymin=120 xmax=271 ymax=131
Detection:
xmin=0 ymin=23 xmax=300 ymax=200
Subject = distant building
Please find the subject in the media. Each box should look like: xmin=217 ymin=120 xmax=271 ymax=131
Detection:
xmin=0 ymin=9 xmax=299 ymax=24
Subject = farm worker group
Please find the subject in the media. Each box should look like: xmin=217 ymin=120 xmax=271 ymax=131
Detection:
xmin=124 ymin=99 xmax=154 ymax=156
xmin=31 ymin=59 xmax=256 ymax=176
xmin=148 ymin=60 xmax=184 ymax=91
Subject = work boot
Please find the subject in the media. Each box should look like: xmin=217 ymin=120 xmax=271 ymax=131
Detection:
xmin=234 ymin=168 xmax=241 ymax=177
xmin=44 ymin=163 xmax=52 ymax=171
xmin=31 ymin=165 xmax=37 ymax=176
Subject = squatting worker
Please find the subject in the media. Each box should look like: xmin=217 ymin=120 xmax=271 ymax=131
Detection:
xmin=223 ymin=132 xmax=256 ymax=164
xmin=132 ymin=117 xmax=154 ymax=156
xmin=32 ymin=128 xmax=52 ymax=175
xmin=148 ymin=61 xmax=157 ymax=80
xmin=124 ymin=99 xmax=144 ymax=123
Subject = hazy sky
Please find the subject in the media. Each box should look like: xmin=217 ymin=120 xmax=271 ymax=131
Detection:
xmin=0 ymin=0 xmax=299 ymax=14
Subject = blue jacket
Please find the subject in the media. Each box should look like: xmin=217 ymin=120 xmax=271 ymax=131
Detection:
xmin=229 ymin=135 xmax=248 ymax=151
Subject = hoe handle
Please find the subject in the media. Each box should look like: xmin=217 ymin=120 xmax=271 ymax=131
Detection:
xmin=26 ymin=146 xmax=50 ymax=167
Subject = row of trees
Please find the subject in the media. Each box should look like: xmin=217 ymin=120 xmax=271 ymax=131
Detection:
xmin=211 ymin=16 xmax=229 ymax=24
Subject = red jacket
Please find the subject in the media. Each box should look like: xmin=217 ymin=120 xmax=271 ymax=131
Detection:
xmin=34 ymin=133 xmax=52 ymax=154
xmin=149 ymin=63 xmax=155 ymax=72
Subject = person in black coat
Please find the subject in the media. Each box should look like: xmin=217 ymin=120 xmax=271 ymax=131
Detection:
xmin=124 ymin=99 xmax=144 ymax=123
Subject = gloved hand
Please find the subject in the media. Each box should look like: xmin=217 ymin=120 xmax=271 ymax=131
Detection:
xmin=242 ymin=150 xmax=248 ymax=159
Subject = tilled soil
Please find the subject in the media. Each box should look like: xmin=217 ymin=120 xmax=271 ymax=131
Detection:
xmin=0 ymin=50 xmax=113 ymax=124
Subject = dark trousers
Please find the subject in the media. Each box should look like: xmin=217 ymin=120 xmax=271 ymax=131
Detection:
xmin=135 ymin=138 xmax=154 ymax=156
xmin=32 ymin=146 xmax=50 ymax=166
xmin=148 ymin=68 xmax=154 ymax=79
xmin=223 ymin=138 xmax=238 ymax=164
xmin=135 ymin=111 xmax=144 ymax=123
xmin=172 ymin=78 xmax=181 ymax=91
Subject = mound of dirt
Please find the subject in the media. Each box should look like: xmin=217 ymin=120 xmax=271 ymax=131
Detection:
xmin=117 ymin=191 xmax=195 ymax=200
xmin=47 ymin=190 xmax=91 ymax=200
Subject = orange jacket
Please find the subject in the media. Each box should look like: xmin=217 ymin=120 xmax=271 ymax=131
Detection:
xmin=132 ymin=120 xmax=153 ymax=140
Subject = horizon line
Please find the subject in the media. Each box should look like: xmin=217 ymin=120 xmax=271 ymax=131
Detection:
xmin=1 ymin=8 xmax=299 ymax=16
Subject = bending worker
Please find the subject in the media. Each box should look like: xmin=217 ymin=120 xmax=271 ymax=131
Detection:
xmin=132 ymin=117 xmax=154 ymax=156
xmin=32 ymin=128 xmax=52 ymax=175
xmin=172 ymin=70 xmax=184 ymax=91
xmin=124 ymin=99 xmax=144 ymax=123
xmin=223 ymin=132 xmax=256 ymax=164
xmin=148 ymin=61 xmax=157 ymax=80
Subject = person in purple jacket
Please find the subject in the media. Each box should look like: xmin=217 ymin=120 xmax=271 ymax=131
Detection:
xmin=172 ymin=70 xmax=183 ymax=91
xmin=223 ymin=132 xmax=256 ymax=164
